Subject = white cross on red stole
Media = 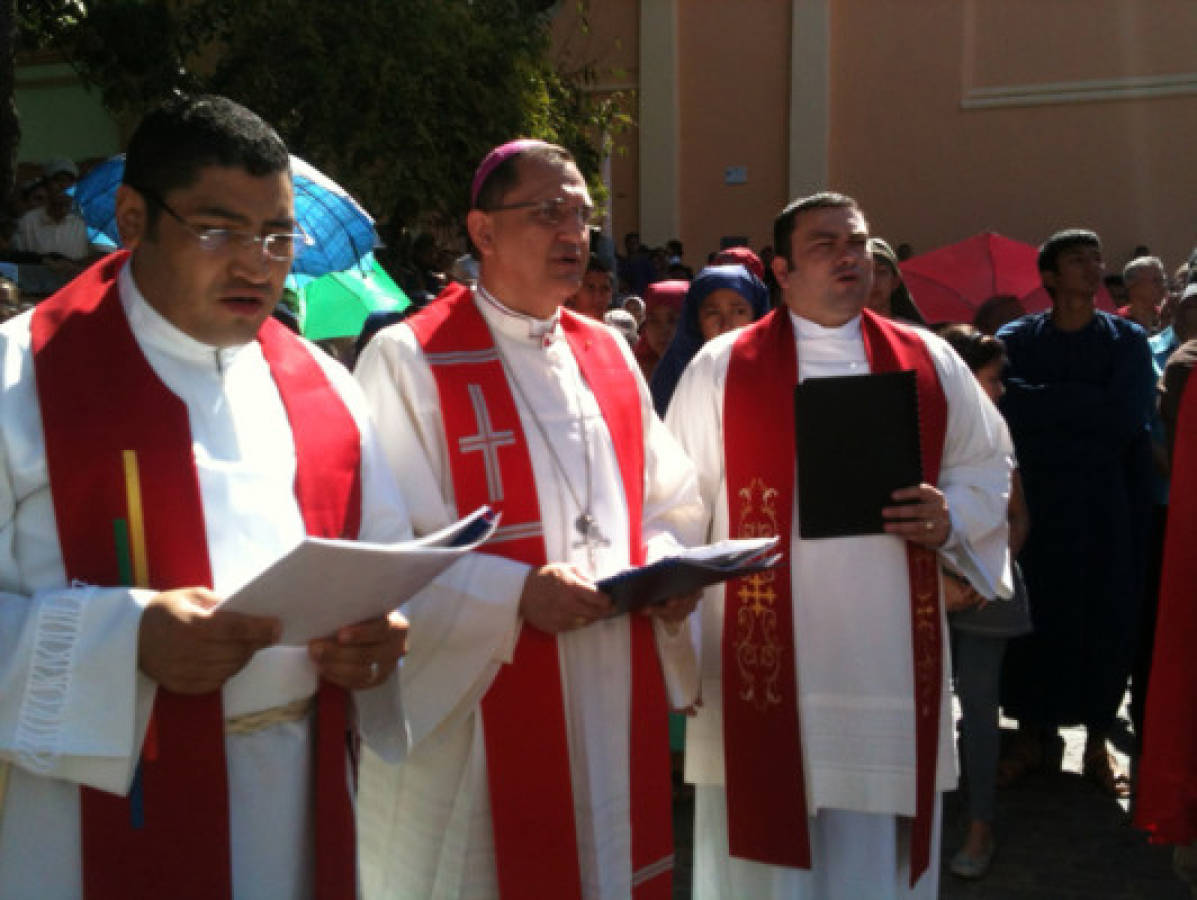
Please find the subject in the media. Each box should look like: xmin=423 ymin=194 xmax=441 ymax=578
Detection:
xmin=458 ymin=383 xmax=516 ymax=502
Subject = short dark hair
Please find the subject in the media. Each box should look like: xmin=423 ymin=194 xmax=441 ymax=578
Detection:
xmin=124 ymin=95 xmax=289 ymax=228
xmin=772 ymin=191 xmax=860 ymax=265
xmin=972 ymin=294 xmax=1023 ymax=335
xmin=1175 ymin=289 xmax=1197 ymax=342
xmin=472 ymin=143 xmax=575 ymax=212
xmin=934 ymin=323 xmax=1006 ymax=374
xmin=1037 ymin=228 xmax=1100 ymax=274
xmin=586 ymin=253 xmax=611 ymax=276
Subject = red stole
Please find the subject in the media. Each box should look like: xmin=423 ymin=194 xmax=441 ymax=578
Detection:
xmin=407 ymin=284 xmax=673 ymax=899
xmin=1136 ymin=368 xmax=1197 ymax=844
xmin=721 ymin=307 xmax=947 ymax=886
xmin=30 ymin=251 xmax=362 ymax=899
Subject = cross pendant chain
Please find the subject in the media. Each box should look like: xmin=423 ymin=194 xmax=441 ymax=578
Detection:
xmin=573 ymin=512 xmax=610 ymax=567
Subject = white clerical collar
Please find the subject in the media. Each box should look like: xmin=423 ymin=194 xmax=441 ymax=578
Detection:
xmin=789 ymin=309 xmax=863 ymax=341
xmin=118 ymin=259 xmax=248 ymax=369
xmin=475 ymin=282 xmax=561 ymax=345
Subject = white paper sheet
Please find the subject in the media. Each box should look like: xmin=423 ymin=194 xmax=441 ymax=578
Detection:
xmin=221 ymin=506 xmax=496 ymax=644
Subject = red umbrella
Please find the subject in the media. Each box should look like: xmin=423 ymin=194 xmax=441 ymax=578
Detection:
xmin=899 ymin=231 xmax=1114 ymax=323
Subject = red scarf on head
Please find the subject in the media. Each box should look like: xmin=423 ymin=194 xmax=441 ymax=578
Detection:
xmin=30 ymin=251 xmax=362 ymax=900
xmin=721 ymin=307 xmax=947 ymax=886
xmin=406 ymin=283 xmax=674 ymax=899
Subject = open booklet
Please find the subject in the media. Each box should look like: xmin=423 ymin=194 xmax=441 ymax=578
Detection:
xmin=220 ymin=506 xmax=497 ymax=645
xmin=597 ymin=536 xmax=782 ymax=615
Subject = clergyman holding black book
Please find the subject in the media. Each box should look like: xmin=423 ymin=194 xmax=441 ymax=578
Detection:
xmin=665 ymin=191 xmax=1015 ymax=899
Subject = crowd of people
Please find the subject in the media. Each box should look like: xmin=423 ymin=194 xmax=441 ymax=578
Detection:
xmin=0 ymin=94 xmax=1194 ymax=900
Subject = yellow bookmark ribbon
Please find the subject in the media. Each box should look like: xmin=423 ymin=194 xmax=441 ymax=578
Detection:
xmin=122 ymin=450 xmax=150 ymax=588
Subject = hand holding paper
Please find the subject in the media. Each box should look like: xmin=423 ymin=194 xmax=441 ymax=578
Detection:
xmin=139 ymin=586 xmax=281 ymax=693
xmin=308 ymin=610 xmax=409 ymax=690
xmin=221 ymin=506 xmax=497 ymax=645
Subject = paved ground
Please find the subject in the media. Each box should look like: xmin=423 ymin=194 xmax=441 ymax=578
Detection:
xmin=672 ymin=694 xmax=1189 ymax=898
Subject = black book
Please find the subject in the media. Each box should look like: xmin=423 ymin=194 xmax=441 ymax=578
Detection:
xmin=794 ymin=370 xmax=922 ymax=539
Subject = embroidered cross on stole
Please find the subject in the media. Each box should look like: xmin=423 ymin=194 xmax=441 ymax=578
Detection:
xmin=722 ymin=306 xmax=947 ymax=886
xmin=407 ymin=283 xmax=674 ymax=899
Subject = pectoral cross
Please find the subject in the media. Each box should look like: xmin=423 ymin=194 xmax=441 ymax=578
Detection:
xmin=573 ymin=512 xmax=611 ymax=569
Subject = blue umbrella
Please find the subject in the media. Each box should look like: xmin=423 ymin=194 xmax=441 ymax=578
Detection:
xmin=72 ymin=154 xmax=376 ymax=277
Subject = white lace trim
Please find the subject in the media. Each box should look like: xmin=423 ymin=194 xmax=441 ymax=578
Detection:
xmin=14 ymin=584 xmax=90 ymax=773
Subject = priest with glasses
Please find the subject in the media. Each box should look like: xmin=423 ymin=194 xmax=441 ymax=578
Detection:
xmin=0 ymin=95 xmax=414 ymax=899
xmin=355 ymin=139 xmax=704 ymax=899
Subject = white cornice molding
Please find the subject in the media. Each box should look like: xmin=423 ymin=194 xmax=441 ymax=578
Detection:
xmin=962 ymin=71 xmax=1197 ymax=109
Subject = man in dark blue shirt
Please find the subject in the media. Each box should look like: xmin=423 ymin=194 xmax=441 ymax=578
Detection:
xmin=997 ymin=228 xmax=1155 ymax=797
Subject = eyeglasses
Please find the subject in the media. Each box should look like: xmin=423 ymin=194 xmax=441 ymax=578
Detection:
xmin=139 ymin=188 xmax=314 ymax=262
xmin=484 ymin=196 xmax=595 ymax=230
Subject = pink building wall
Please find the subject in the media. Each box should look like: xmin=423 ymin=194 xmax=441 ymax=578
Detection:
xmin=675 ymin=3 xmax=792 ymax=262
xmin=832 ymin=0 xmax=1197 ymax=269
xmin=555 ymin=0 xmax=1197 ymax=273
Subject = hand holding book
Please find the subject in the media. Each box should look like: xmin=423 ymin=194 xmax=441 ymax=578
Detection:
xmin=597 ymin=537 xmax=782 ymax=615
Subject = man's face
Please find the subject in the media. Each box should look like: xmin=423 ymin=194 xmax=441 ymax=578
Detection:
xmin=50 ymin=171 xmax=76 ymax=193
xmin=119 ymin=165 xmax=295 ymax=347
xmin=1044 ymin=244 xmax=1104 ymax=299
xmin=469 ymin=156 xmax=591 ymax=316
xmin=1127 ymin=266 xmax=1167 ymax=310
xmin=569 ymin=269 xmax=613 ymax=320
xmin=771 ymin=205 xmax=872 ymax=326
xmin=45 ymin=189 xmax=73 ymax=223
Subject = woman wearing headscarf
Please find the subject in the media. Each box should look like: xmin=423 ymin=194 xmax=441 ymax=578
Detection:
xmin=712 ymin=245 xmax=766 ymax=281
xmin=868 ymin=237 xmax=926 ymax=325
xmin=633 ymin=279 xmax=687 ymax=381
xmin=649 ymin=264 xmax=770 ymax=416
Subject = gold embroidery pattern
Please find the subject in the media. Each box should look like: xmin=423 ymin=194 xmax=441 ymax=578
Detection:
xmin=910 ymin=547 xmax=940 ymax=718
xmin=733 ymin=478 xmax=783 ymax=711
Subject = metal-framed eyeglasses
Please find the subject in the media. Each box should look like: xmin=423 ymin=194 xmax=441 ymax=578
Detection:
xmin=483 ymin=196 xmax=595 ymax=230
xmin=138 ymin=187 xmax=315 ymax=262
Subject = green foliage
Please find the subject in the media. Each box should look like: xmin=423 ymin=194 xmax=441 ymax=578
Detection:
xmin=18 ymin=0 xmax=625 ymax=232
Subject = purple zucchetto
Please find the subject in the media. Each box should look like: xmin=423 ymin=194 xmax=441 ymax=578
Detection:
xmin=470 ymin=139 xmax=553 ymax=207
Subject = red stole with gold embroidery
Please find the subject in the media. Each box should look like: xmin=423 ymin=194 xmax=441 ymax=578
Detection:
xmin=721 ymin=307 xmax=947 ymax=886
xmin=407 ymin=284 xmax=673 ymax=899
xmin=30 ymin=251 xmax=362 ymax=900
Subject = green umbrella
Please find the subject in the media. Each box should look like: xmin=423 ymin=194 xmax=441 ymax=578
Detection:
xmin=295 ymin=256 xmax=410 ymax=341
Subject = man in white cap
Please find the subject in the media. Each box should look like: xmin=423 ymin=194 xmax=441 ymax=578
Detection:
xmin=15 ymin=158 xmax=91 ymax=264
xmin=43 ymin=157 xmax=80 ymax=192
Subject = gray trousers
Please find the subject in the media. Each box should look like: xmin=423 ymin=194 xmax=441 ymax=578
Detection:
xmin=952 ymin=628 xmax=1008 ymax=823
